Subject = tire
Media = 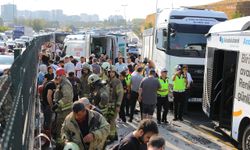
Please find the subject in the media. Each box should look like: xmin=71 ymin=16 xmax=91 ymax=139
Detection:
xmin=242 ymin=125 xmax=250 ymax=150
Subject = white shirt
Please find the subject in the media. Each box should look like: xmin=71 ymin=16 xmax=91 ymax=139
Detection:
xmin=64 ymin=62 xmax=75 ymax=74
xmin=186 ymin=72 xmax=193 ymax=88
xmin=75 ymin=62 xmax=84 ymax=78
xmin=115 ymin=63 xmax=127 ymax=74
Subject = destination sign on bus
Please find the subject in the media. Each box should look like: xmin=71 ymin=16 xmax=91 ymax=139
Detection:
xmin=184 ymin=17 xmax=218 ymax=25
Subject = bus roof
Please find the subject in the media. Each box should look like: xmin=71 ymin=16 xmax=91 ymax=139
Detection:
xmin=209 ymin=16 xmax=250 ymax=34
xmin=207 ymin=17 xmax=250 ymax=53
xmin=157 ymin=7 xmax=227 ymax=25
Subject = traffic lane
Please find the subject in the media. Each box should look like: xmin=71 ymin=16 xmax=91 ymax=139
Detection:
xmin=107 ymin=112 xmax=237 ymax=150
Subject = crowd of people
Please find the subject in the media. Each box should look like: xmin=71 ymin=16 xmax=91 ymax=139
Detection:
xmin=37 ymin=42 xmax=193 ymax=150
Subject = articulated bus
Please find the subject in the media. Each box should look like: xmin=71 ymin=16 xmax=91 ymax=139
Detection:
xmin=203 ymin=16 xmax=250 ymax=149
xmin=146 ymin=7 xmax=227 ymax=102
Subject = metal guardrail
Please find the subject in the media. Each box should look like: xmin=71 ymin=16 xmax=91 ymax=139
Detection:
xmin=0 ymin=34 xmax=52 ymax=150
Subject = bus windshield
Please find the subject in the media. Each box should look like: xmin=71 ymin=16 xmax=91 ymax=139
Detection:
xmin=170 ymin=32 xmax=206 ymax=50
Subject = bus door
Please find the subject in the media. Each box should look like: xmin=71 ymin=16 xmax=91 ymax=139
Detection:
xmin=218 ymin=51 xmax=238 ymax=129
xmin=208 ymin=49 xmax=237 ymax=129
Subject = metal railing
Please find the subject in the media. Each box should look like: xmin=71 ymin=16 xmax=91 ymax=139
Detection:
xmin=0 ymin=34 xmax=52 ymax=150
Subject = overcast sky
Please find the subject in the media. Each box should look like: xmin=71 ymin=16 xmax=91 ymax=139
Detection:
xmin=0 ymin=0 xmax=222 ymax=20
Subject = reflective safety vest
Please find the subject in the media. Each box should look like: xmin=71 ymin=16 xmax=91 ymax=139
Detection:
xmin=58 ymin=101 xmax=73 ymax=111
xmin=157 ymin=77 xmax=169 ymax=96
xmin=173 ymin=75 xmax=186 ymax=92
xmin=125 ymin=74 xmax=131 ymax=86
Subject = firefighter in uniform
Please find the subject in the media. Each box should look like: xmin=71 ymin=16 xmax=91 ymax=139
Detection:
xmin=157 ymin=68 xmax=169 ymax=124
xmin=106 ymin=65 xmax=124 ymax=143
xmin=88 ymin=74 xmax=109 ymax=109
xmin=172 ymin=65 xmax=187 ymax=121
xmin=53 ymin=68 xmax=74 ymax=147
xmin=100 ymin=62 xmax=110 ymax=81
xmin=79 ymin=63 xmax=92 ymax=98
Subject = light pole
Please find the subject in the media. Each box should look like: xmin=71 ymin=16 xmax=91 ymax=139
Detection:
xmin=121 ymin=4 xmax=127 ymax=29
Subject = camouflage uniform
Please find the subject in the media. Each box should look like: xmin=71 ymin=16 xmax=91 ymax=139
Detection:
xmin=104 ymin=77 xmax=124 ymax=139
xmin=79 ymin=72 xmax=92 ymax=98
xmin=61 ymin=110 xmax=110 ymax=150
xmin=53 ymin=76 xmax=73 ymax=141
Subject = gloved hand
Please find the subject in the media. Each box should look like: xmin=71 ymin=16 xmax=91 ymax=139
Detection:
xmin=52 ymin=103 xmax=59 ymax=111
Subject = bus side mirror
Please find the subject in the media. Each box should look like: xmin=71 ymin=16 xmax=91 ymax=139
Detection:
xmin=170 ymin=28 xmax=176 ymax=37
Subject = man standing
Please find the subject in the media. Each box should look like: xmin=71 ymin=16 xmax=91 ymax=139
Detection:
xmin=53 ymin=68 xmax=73 ymax=146
xmin=75 ymin=56 xmax=86 ymax=78
xmin=64 ymin=56 xmax=75 ymax=74
xmin=91 ymin=58 xmax=101 ymax=75
xmin=79 ymin=63 xmax=92 ymax=98
xmin=129 ymin=67 xmax=144 ymax=122
xmin=61 ymin=101 xmax=110 ymax=150
xmin=157 ymin=68 xmax=169 ymax=124
xmin=182 ymin=65 xmax=193 ymax=114
xmin=113 ymin=119 xmax=159 ymax=150
xmin=42 ymin=78 xmax=59 ymax=139
xmin=106 ymin=65 xmax=124 ymax=143
xmin=115 ymin=57 xmax=127 ymax=74
xmin=139 ymin=69 xmax=161 ymax=119
xmin=172 ymin=65 xmax=187 ymax=121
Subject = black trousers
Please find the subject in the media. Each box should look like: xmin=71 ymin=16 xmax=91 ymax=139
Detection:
xmin=129 ymin=91 xmax=138 ymax=120
xmin=173 ymin=92 xmax=185 ymax=119
xmin=157 ymin=96 xmax=169 ymax=122
xmin=119 ymin=94 xmax=127 ymax=121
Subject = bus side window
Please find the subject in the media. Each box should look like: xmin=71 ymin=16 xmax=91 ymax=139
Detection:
xmin=156 ymin=29 xmax=165 ymax=51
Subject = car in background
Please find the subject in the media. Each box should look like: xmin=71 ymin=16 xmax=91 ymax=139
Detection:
xmin=20 ymin=36 xmax=32 ymax=43
xmin=0 ymin=54 xmax=14 ymax=76
xmin=15 ymin=39 xmax=26 ymax=48
xmin=0 ymin=41 xmax=7 ymax=53
xmin=6 ymin=40 xmax=16 ymax=51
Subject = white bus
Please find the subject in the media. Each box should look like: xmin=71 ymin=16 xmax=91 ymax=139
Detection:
xmin=150 ymin=7 xmax=227 ymax=102
xmin=203 ymin=16 xmax=250 ymax=149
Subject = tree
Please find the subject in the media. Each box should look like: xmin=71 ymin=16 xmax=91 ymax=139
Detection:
xmin=131 ymin=18 xmax=145 ymax=38
xmin=0 ymin=26 xmax=10 ymax=32
xmin=144 ymin=22 xmax=153 ymax=30
xmin=232 ymin=11 xmax=243 ymax=19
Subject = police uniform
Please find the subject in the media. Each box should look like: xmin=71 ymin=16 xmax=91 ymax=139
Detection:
xmin=124 ymin=73 xmax=131 ymax=115
xmin=157 ymin=76 xmax=169 ymax=123
xmin=173 ymin=73 xmax=186 ymax=120
xmin=54 ymin=76 xmax=73 ymax=141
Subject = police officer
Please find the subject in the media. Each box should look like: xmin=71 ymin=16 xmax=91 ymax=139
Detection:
xmin=157 ymin=68 xmax=169 ymax=124
xmin=79 ymin=63 xmax=92 ymax=98
xmin=53 ymin=68 xmax=73 ymax=146
xmin=172 ymin=65 xmax=187 ymax=121
xmin=124 ymin=66 xmax=132 ymax=116
xmin=106 ymin=65 xmax=124 ymax=143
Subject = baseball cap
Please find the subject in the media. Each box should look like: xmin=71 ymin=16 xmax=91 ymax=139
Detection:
xmin=79 ymin=97 xmax=91 ymax=106
xmin=175 ymin=65 xmax=182 ymax=71
xmin=161 ymin=68 xmax=168 ymax=72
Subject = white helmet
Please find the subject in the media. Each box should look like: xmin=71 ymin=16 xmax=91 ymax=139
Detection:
xmin=63 ymin=142 xmax=80 ymax=150
xmin=88 ymin=74 xmax=100 ymax=84
xmin=82 ymin=63 xmax=91 ymax=70
xmin=108 ymin=65 xmax=117 ymax=72
xmin=101 ymin=62 xmax=110 ymax=71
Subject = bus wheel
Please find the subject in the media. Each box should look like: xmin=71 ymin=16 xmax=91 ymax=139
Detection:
xmin=243 ymin=125 xmax=250 ymax=150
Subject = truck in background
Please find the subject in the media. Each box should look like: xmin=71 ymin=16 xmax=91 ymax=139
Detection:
xmin=13 ymin=26 xmax=34 ymax=40
xmin=142 ymin=7 xmax=227 ymax=103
